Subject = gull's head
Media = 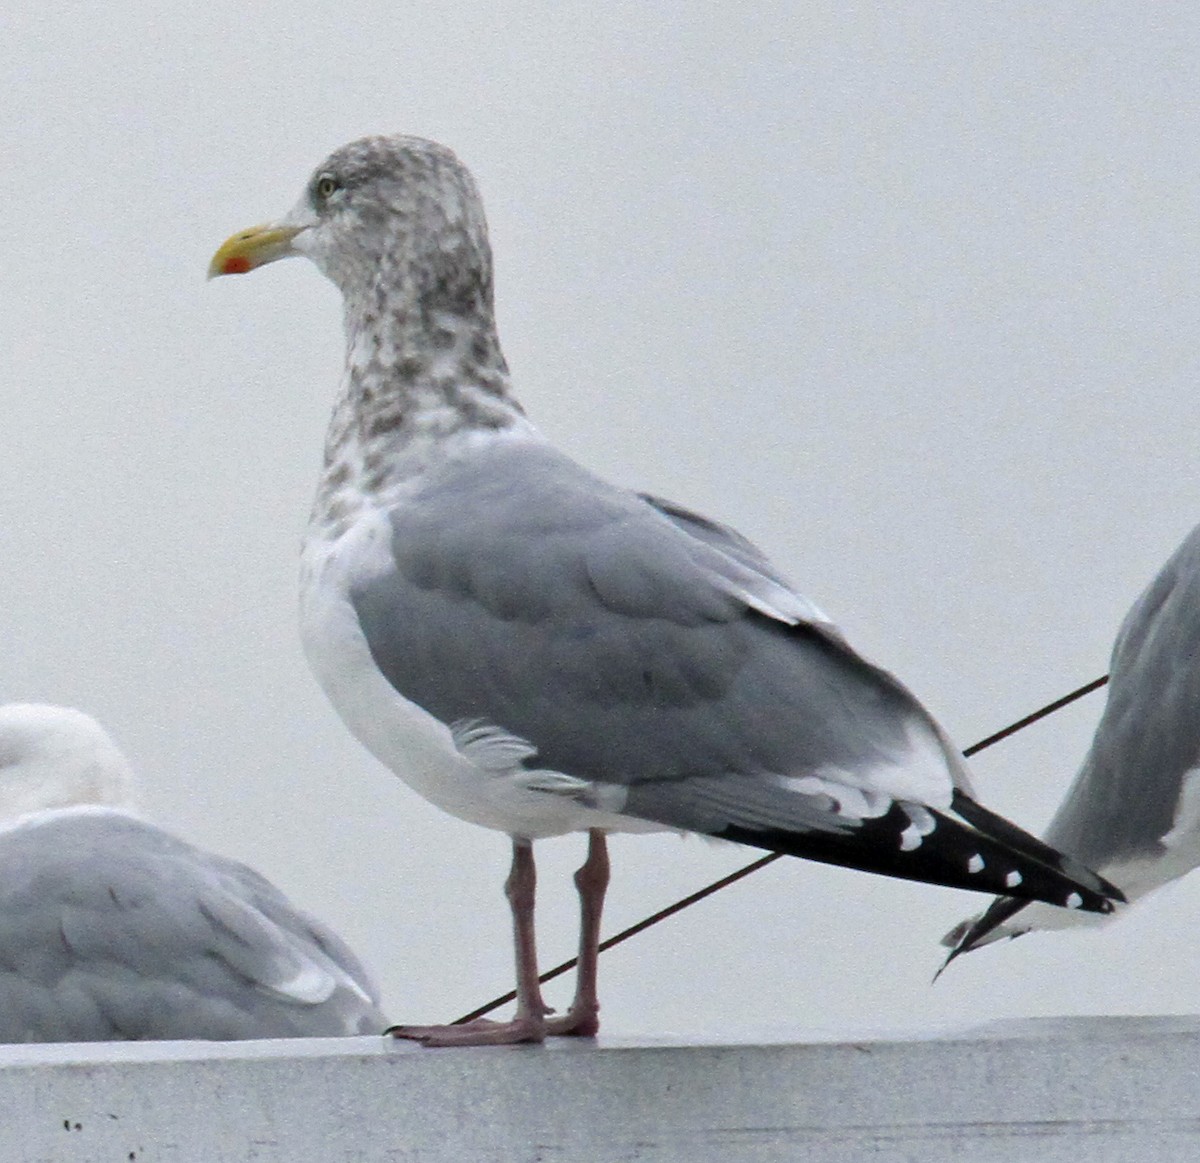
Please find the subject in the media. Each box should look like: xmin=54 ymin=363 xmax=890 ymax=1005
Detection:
xmin=0 ymin=704 xmax=136 ymax=820
xmin=209 ymin=134 xmax=495 ymax=312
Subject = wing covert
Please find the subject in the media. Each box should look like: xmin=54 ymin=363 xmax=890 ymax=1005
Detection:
xmin=352 ymin=441 xmax=957 ymax=803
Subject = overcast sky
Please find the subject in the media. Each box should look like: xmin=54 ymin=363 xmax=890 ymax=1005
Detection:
xmin=2 ymin=3 xmax=1199 ymax=1039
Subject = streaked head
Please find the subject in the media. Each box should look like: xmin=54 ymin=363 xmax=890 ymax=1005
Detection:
xmin=0 ymin=704 xmax=136 ymax=819
xmin=209 ymin=134 xmax=495 ymax=314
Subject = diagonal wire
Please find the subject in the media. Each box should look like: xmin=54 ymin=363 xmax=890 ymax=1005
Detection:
xmin=960 ymin=674 xmax=1109 ymax=758
xmin=453 ymin=673 xmax=1110 ymax=1025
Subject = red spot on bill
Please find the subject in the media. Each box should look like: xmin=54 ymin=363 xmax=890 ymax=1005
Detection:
xmin=222 ymin=256 xmax=252 ymax=275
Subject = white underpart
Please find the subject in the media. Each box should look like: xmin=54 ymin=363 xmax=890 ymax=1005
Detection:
xmin=966 ymin=847 xmax=1184 ymax=947
xmin=956 ymin=765 xmax=1200 ymax=949
xmin=1161 ymin=766 xmax=1200 ymax=850
xmin=953 ymin=899 xmax=1093 ymax=949
xmin=300 ymin=453 xmax=663 ymax=841
xmin=983 ymin=763 xmax=1200 ymax=942
xmin=1091 ymin=763 xmax=1200 ymax=903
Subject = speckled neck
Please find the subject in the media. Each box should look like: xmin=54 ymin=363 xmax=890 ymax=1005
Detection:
xmin=309 ymin=270 xmax=527 ymax=536
xmin=295 ymin=135 xmax=534 ymax=536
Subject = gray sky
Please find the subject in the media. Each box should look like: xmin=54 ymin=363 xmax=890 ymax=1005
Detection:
xmin=3 ymin=3 xmax=1199 ymax=1038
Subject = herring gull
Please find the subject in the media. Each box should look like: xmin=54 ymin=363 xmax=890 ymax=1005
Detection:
xmin=942 ymin=523 xmax=1200 ymax=968
xmin=0 ymin=703 xmax=386 ymax=1041
xmin=210 ymin=134 xmax=1122 ymax=1045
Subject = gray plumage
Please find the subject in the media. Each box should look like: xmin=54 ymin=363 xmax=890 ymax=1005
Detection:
xmin=348 ymin=438 xmax=1109 ymax=895
xmin=212 ymin=135 xmax=1120 ymax=1042
xmin=0 ymin=705 xmax=386 ymax=1042
xmin=354 ymin=440 xmax=908 ymax=797
xmin=943 ymin=523 xmax=1200 ymax=964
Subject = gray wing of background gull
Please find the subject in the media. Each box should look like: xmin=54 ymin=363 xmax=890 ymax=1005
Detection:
xmin=942 ymin=523 xmax=1200 ymax=964
xmin=0 ymin=703 xmax=386 ymax=1042
xmin=0 ymin=809 xmax=386 ymax=1041
xmin=353 ymin=437 xmax=1119 ymax=908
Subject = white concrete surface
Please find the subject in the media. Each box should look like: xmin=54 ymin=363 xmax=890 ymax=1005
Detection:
xmin=1 ymin=1015 xmax=1198 ymax=1162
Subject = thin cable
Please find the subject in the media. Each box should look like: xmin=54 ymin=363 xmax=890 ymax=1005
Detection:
xmin=962 ymin=674 xmax=1109 ymax=757
xmin=453 ymin=852 xmax=781 ymax=1025
xmin=453 ymin=673 xmax=1109 ymax=1025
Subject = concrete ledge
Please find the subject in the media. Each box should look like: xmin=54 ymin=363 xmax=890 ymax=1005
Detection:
xmin=3 ymin=1015 xmax=1199 ymax=1161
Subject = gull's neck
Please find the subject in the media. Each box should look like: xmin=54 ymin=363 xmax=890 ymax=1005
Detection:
xmin=311 ymin=272 xmax=529 ymax=535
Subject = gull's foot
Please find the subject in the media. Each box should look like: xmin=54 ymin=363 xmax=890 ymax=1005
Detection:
xmin=544 ymin=1005 xmax=600 ymax=1038
xmin=388 ymin=1016 xmax=545 ymax=1047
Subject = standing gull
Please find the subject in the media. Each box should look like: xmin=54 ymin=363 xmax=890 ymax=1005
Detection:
xmin=942 ymin=523 xmax=1200 ymax=968
xmin=210 ymin=134 xmax=1121 ymax=1046
xmin=0 ymin=703 xmax=386 ymax=1041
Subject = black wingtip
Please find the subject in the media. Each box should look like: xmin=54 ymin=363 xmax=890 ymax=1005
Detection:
xmin=949 ymin=790 xmax=1126 ymax=908
xmin=713 ymin=795 xmax=1123 ymax=916
xmin=931 ymin=942 xmax=963 ymax=984
xmin=932 ymin=895 xmax=1033 ymax=982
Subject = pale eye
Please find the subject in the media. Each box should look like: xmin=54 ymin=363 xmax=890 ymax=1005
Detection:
xmin=315 ymin=175 xmax=340 ymax=201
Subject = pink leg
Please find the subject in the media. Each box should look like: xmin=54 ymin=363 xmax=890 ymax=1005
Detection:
xmin=390 ymin=839 xmax=548 ymax=1047
xmin=545 ymin=830 xmax=609 ymax=1037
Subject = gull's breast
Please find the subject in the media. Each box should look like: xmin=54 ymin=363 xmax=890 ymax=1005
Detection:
xmin=299 ymin=506 xmax=658 ymax=839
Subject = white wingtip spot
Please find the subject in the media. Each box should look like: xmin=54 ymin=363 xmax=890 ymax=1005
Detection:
xmin=967 ymin=854 xmax=985 ymax=875
xmin=269 ymin=960 xmax=337 ymax=1006
xmin=1066 ymin=892 xmax=1083 ymax=910
xmin=1005 ymin=871 xmax=1023 ymax=888
xmin=896 ymin=803 xmax=939 ymax=851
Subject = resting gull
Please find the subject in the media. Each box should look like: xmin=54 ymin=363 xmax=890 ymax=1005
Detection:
xmin=210 ymin=134 xmax=1121 ymax=1045
xmin=942 ymin=523 xmax=1200 ymax=968
xmin=0 ymin=703 xmax=386 ymax=1041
